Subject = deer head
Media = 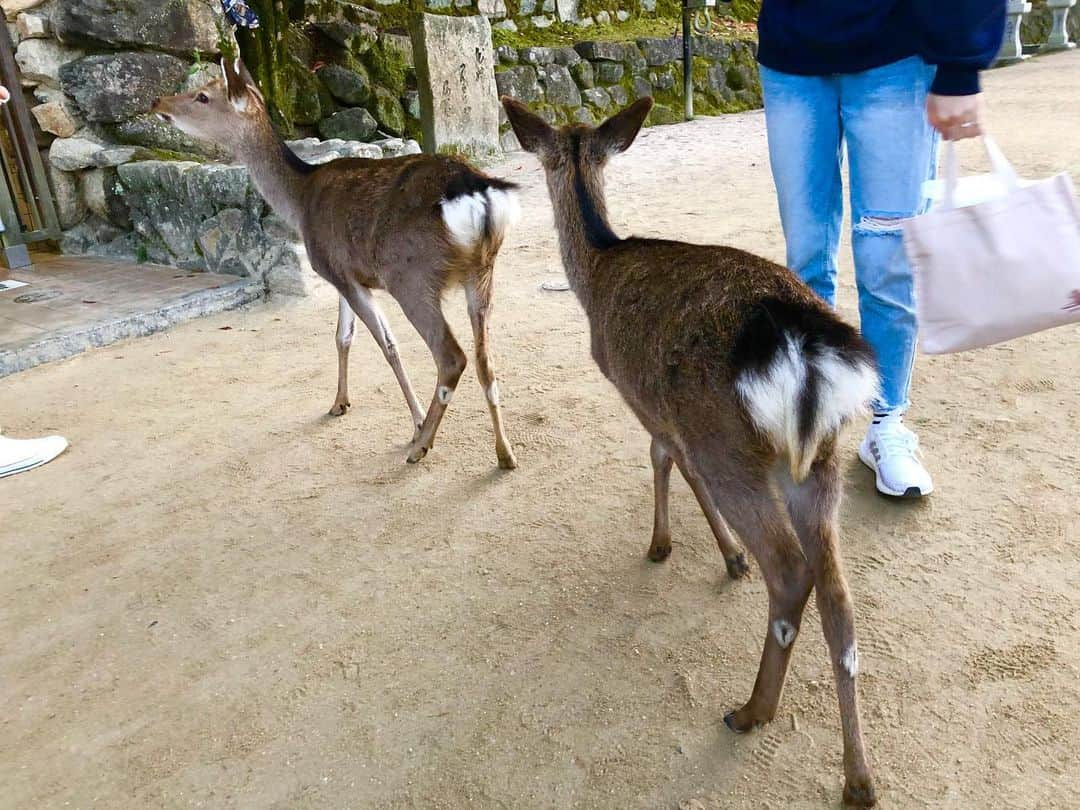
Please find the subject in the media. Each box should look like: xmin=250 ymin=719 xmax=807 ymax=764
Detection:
xmin=151 ymin=57 xmax=268 ymax=151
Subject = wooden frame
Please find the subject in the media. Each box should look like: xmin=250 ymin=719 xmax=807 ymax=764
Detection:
xmin=0 ymin=24 xmax=61 ymax=269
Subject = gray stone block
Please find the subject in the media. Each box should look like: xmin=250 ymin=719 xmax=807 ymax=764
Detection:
xmin=52 ymin=0 xmax=220 ymax=56
xmin=537 ymin=63 xmax=580 ymax=106
xmin=319 ymin=64 xmax=372 ymax=106
xmin=637 ymin=37 xmax=681 ymax=67
xmin=15 ymin=38 xmax=83 ymax=86
xmin=595 ymin=61 xmax=624 ymax=84
xmin=574 ymin=41 xmax=630 ymax=61
xmin=60 ymin=52 xmax=187 ymax=123
xmin=495 ymin=65 xmax=542 ymax=103
xmin=552 ymin=47 xmax=582 ymax=66
xmin=317 ymin=107 xmax=379 ymax=142
xmin=582 ymin=87 xmax=612 ymax=111
xmin=609 ymin=84 xmax=629 ymax=107
xmin=49 ymin=135 xmax=103 ymax=171
xmin=44 ymin=158 xmax=86 ymax=229
xmin=519 ymin=46 xmax=555 ymax=65
xmin=571 ymin=106 xmax=595 ymax=125
xmin=411 ymin=13 xmax=501 ymax=158
xmin=570 ymin=59 xmax=594 ymax=89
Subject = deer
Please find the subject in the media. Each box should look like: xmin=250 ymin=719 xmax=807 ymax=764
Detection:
xmin=502 ymin=96 xmax=881 ymax=806
xmin=151 ymin=58 xmax=519 ymax=469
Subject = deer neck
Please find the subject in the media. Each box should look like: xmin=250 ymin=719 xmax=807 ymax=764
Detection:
xmin=547 ymin=137 xmax=619 ymax=305
xmin=233 ymin=116 xmax=311 ymax=233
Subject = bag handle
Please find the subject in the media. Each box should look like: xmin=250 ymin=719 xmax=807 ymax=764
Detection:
xmin=942 ymin=135 xmax=1020 ymax=209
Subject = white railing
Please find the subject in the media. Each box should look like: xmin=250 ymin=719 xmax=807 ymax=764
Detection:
xmin=998 ymin=0 xmax=1076 ymax=65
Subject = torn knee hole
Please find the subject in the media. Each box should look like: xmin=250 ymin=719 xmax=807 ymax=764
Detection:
xmin=854 ymin=214 xmax=908 ymax=235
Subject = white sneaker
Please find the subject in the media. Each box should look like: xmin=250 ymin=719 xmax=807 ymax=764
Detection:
xmin=858 ymin=416 xmax=934 ymax=499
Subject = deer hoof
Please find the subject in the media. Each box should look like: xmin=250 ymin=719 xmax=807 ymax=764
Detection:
xmin=329 ymin=400 xmax=351 ymax=416
xmin=842 ymin=779 xmax=877 ymax=807
xmin=497 ymin=450 xmax=518 ymax=470
xmin=725 ymin=552 xmax=751 ymax=579
xmin=723 ymin=708 xmax=763 ymax=734
xmin=406 ymin=444 xmax=428 ymax=464
xmin=647 ymin=540 xmax=672 ymax=562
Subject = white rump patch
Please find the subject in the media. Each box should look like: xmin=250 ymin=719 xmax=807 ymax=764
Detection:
xmin=841 ymin=643 xmax=859 ymax=678
xmin=441 ymin=187 xmax=520 ymax=249
xmin=811 ymin=349 xmax=880 ymax=440
xmin=437 ymin=385 xmax=453 ymax=405
xmin=772 ymin=619 xmax=797 ymax=649
xmin=735 ymin=337 xmax=806 ymax=462
xmin=486 ymin=381 xmax=500 ymax=407
xmin=736 ymin=336 xmax=879 ymax=480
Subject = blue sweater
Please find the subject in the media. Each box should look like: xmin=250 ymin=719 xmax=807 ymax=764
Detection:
xmin=756 ymin=0 xmax=1006 ymax=96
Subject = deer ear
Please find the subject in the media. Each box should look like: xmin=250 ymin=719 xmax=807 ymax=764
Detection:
xmin=220 ymin=56 xmax=254 ymax=110
xmin=501 ymin=96 xmax=555 ymax=156
xmin=592 ymin=97 xmax=653 ymax=156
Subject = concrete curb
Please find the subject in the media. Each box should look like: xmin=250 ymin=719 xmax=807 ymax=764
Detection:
xmin=0 ymin=279 xmax=264 ymax=378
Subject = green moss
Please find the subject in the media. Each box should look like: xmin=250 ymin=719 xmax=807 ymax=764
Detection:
xmin=492 ymin=18 xmax=681 ymax=49
xmin=365 ymin=39 xmax=410 ymax=95
xmin=655 ymin=0 xmax=759 ymax=22
xmin=140 ymin=148 xmax=210 ymax=163
xmin=135 ymin=244 xmax=149 ymax=263
xmin=728 ymin=0 xmax=761 ymax=24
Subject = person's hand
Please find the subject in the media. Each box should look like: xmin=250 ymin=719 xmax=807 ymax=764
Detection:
xmin=927 ymin=93 xmax=984 ymax=141
xmin=0 ymin=85 xmax=9 ymax=105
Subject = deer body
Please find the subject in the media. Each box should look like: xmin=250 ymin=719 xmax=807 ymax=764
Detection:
xmin=504 ymin=97 xmax=879 ymax=806
xmin=153 ymin=60 xmax=518 ymax=468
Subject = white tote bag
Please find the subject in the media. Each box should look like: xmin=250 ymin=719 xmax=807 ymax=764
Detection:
xmin=903 ymin=137 xmax=1080 ymax=354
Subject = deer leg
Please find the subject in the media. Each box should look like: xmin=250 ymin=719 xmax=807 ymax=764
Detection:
xmin=342 ymin=283 xmax=426 ymax=437
xmin=723 ymin=547 xmax=813 ymax=732
xmin=671 ymin=446 xmax=750 ymax=579
xmin=675 ymin=454 xmax=812 ymax=730
xmin=465 ymin=277 xmax=517 ymax=470
xmin=648 ymin=436 xmax=674 ymax=561
xmin=781 ymin=457 xmax=876 ymax=807
xmin=395 ymin=294 xmax=467 ymax=464
xmin=330 ymin=294 xmax=354 ymax=416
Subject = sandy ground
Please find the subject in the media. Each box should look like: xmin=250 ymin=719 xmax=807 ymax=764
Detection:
xmin=3 ymin=53 xmax=1080 ymax=809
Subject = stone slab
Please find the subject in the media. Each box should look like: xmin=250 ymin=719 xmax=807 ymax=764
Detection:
xmin=411 ymin=13 xmax=501 ymax=159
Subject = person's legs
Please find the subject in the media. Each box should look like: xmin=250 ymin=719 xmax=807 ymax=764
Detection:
xmin=760 ymin=66 xmax=844 ymax=305
xmin=842 ymin=56 xmax=938 ymax=415
xmin=841 ymin=56 xmax=939 ymax=497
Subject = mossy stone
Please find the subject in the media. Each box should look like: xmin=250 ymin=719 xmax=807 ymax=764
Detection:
xmin=371 ymin=86 xmax=406 ymax=136
xmin=320 ymin=63 xmax=373 ymax=106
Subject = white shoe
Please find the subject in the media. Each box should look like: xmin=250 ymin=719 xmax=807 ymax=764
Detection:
xmin=858 ymin=416 xmax=934 ymax=499
xmin=0 ymin=433 xmax=69 ymax=479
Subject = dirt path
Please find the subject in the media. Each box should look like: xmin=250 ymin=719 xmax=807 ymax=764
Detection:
xmin=3 ymin=53 xmax=1079 ymax=809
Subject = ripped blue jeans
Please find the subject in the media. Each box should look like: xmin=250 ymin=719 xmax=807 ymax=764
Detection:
xmin=760 ymin=57 xmax=939 ymax=414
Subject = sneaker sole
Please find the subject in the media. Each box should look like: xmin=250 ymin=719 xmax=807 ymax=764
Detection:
xmin=858 ymin=444 xmax=934 ymax=499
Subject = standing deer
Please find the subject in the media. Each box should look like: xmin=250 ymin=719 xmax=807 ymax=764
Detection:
xmin=503 ymin=96 xmax=880 ymax=806
xmin=152 ymin=58 xmax=519 ymax=469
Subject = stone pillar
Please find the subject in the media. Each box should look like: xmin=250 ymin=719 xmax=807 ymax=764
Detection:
xmin=997 ymin=0 xmax=1032 ymax=64
xmin=411 ymin=13 xmax=501 ymax=159
xmin=1040 ymin=0 xmax=1077 ymax=52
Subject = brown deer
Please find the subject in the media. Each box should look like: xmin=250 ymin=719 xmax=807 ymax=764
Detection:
xmin=151 ymin=58 xmax=519 ymax=469
xmin=503 ymin=96 xmax=880 ymax=806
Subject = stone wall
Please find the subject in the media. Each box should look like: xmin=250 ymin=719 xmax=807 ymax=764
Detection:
xmin=5 ymin=0 xmax=428 ymax=293
xmin=5 ymin=0 xmax=761 ymax=295
xmin=494 ymin=34 xmax=761 ymax=148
